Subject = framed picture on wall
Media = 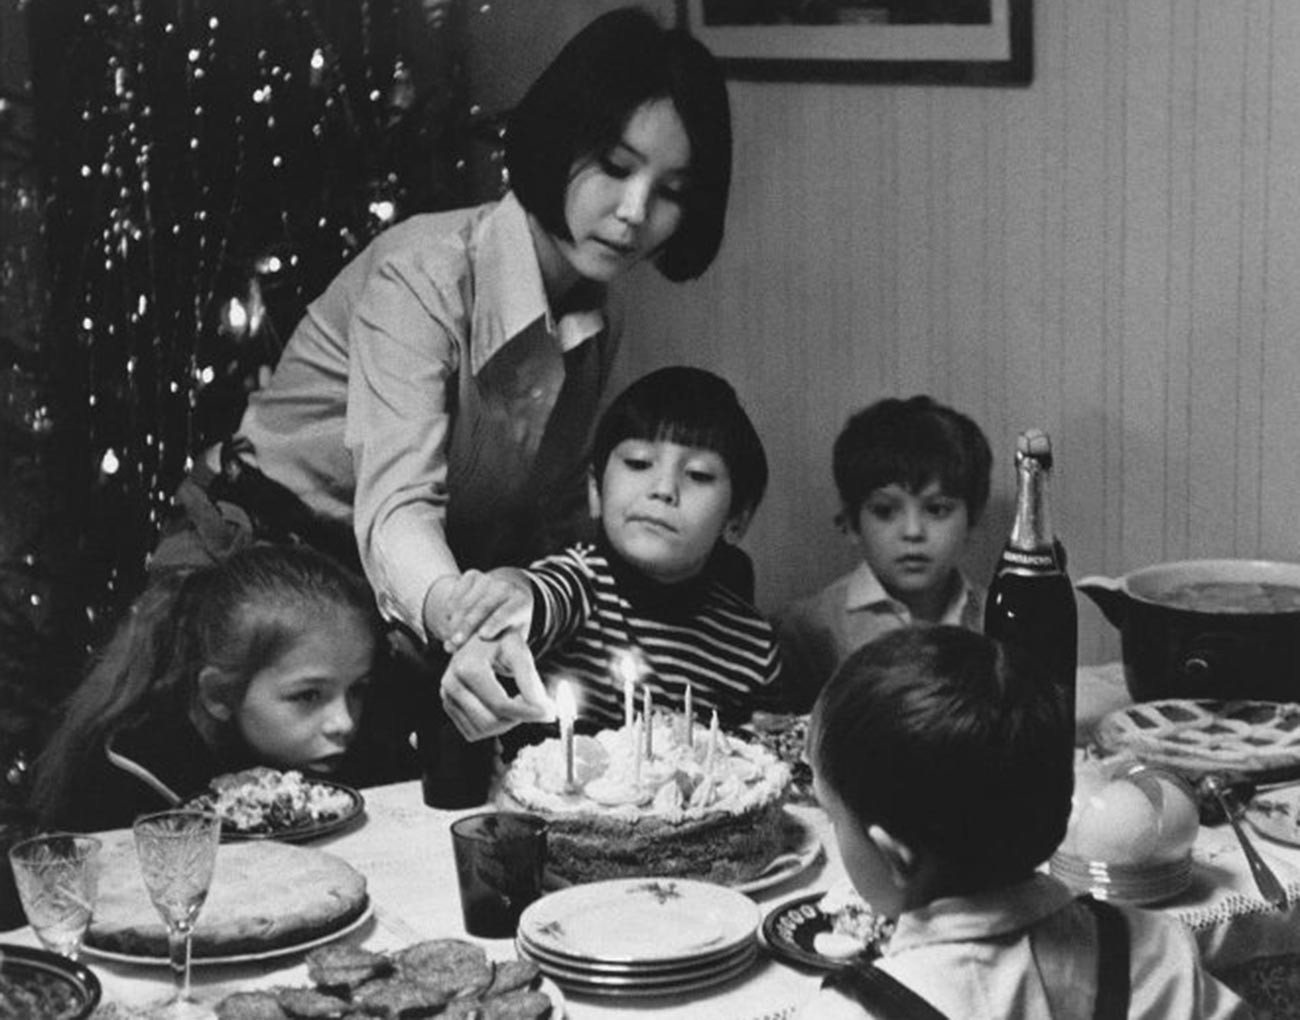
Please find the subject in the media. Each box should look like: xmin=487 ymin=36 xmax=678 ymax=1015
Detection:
xmin=679 ymin=0 xmax=1031 ymax=85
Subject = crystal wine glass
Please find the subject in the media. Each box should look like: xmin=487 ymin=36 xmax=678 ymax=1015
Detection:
xmin=133 ymin=809 xmax=222 ymax=1019
xmin=8 ymin=833 xmax=102 ymax=960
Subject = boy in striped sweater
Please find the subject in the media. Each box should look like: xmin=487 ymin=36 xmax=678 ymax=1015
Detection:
xmin=438 ymin=366 xmax=782 ymax=745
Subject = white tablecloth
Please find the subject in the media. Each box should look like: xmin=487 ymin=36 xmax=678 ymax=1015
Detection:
xmin=5 ymin=663 xmax=1300 ymax=1018
xmin=3 ymin=788 xmax=831 ymax=1019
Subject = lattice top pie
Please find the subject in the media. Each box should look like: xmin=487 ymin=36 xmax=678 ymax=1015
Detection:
xmin=1095 ymin=699 xmax=1300 ymax=778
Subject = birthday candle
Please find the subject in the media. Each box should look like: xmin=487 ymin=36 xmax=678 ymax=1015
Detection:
xmin=623 ymin=669 xmax=635 ymax=731
xmin=705 ymin=709 xmax=719 ymax=776
xmin=632 ymin=717 xmax=643 ymax=785
xmin=643 ymin=687 xmax=654 ymax=758
xmin=683 ymin=681 xmax=694 ymax=747
xmin=557 ymin=682 xmax=576 ymax=790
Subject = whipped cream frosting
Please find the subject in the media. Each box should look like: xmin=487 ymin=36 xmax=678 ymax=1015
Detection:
xmin=502 ymin=713 xmax=790 ymax=823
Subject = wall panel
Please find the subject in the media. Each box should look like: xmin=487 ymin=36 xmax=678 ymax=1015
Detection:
xmin=605 ymin=0 xmax=1300 ymax=667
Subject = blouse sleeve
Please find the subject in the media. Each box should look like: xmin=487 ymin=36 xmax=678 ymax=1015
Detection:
xmin=345 ymin=249 xmax=464 ymax=637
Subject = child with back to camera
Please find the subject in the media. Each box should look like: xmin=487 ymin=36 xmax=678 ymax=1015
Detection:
xmin=801 ymin=625 xmax=1250 ymax=1020
xmin=27 ymin=544 xmax=382 ymax=832
xmin=439 ymin=366 xmax=781 ymax=743
xmin=777 ymin=395 xmax=992 ymax=711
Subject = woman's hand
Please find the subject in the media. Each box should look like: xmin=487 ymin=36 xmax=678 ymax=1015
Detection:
xmin=439 ymin=630 xmax=556 ymax=742
xmin=425 ymin=569 xmax=534 ymax=653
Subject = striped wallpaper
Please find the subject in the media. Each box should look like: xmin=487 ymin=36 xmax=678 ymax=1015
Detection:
xmin=609 ymin=0 xmax=1300 ymax=665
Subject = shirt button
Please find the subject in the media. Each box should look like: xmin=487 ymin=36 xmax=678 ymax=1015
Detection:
xmin=530 ymin=388 xmax=544 ymax=400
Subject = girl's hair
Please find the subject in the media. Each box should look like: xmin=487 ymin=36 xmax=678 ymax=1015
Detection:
xmin=28 ymin=544 xmax=377 ymax=824
xmin=506 ymin=6 xmax=732 ymax=282
xmin=590 ymin=366 xmax=768 ymax=515
xmin=808 ymin=625 xmax=1072 ymax=894
xmin=832 ymin=395 xmax=993 ymax=526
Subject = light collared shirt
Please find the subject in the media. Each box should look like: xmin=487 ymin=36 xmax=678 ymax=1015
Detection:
xmin=800 ymin=875 xmax=1251 ymax=1019
xmin=235 ymin=192 xmax=617 ymax=636
xmin=776 ymin=560 xmax=983 ymax=710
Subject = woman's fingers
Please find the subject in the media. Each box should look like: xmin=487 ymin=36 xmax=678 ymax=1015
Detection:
xmin=440 ymin=680 xmax=513 ymax=742
xmin=473 ymin=589 xmax=533 ymax=643
xmin=493 ymin=632 xmax=555 ymax=722
xmin=440 ymin=571 xmax=526 ymax=651
xmin=438 ymin=631 xmax=553 ymax=741
xmin=439 ymin=572 xmax=487 ymax=649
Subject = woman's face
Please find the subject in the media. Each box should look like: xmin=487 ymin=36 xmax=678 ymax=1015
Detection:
xmin=234 ymin=611 xmax=374 ymax=775
xmin=555 ymin=98 xmax=692 ymax=286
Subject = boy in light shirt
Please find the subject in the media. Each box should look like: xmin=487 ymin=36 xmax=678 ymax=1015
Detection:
xmin=777 ymin=395 xmax=991 ymax=711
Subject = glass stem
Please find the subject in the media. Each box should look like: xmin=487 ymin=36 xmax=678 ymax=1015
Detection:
xmin=168 ymin=923 xmax=193 ymax=1001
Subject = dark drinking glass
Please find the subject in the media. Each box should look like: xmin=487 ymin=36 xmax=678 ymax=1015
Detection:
xmin=450 ymin=812 xmax=547 ymax=938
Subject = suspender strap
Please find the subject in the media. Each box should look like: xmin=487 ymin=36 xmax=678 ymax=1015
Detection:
xmin=823 ymin=962 xmax=950 ymax=1020
xmin=824 ymin=896 xmax=1130 ymax=1020
xmin=1080 ymin=896 xmax=1131 ymax=1020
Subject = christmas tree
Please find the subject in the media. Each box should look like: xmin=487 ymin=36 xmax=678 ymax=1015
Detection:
xmin=1 ymin=0 xmax=476 ymax=804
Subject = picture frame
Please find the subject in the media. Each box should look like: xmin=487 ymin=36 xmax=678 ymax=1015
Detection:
xmin=679 ymin=0 xmax=1032 ymax=86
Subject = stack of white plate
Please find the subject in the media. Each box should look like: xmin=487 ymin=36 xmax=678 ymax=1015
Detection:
xmin=1049 ymin=849 xmax=1193 ymax=905
xmin=515 ymin=877 xmax=760 ymax=997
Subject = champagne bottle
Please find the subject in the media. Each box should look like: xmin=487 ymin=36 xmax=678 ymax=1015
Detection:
xmin=984 ymin=429 xmax=1078 ymax=717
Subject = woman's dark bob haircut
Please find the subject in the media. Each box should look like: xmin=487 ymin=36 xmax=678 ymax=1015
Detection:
xmin=505 ymin=7 xmax=732 ymax=282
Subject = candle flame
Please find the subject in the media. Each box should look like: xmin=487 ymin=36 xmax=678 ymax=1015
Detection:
xmin=555 ymin=681 xmax=577 ymax=723
xmin=611 ymin=649 xmax=643 ymax=685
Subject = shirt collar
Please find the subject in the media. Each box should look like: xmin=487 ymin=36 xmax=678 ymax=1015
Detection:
xmin=885 ymin=875 xmax=1076 ymax=956
xmin=844 ymin=560 xmax=975 ymax=625
xmin=469 ymin=191 xmax=605 ymax=376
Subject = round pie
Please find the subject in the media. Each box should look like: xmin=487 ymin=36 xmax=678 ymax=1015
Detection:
xmin=1095 ymin=699 xmax=1300 ymax=778
xmin=87 ymin=831 xmax=368 ymax=958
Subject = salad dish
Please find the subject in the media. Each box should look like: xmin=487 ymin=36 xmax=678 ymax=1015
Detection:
xmin=185 ymin=767 xmax=364 ymax=842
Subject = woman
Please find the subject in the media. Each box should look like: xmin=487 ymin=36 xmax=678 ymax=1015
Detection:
xmin=155 ymin=7 xmax=733 ymax=801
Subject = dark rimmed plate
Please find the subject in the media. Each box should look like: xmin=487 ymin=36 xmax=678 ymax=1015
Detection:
xmin=761 ymin=893 xmax=881 ymax=972
xmin=0 ymin=942 xmax=102 ymax=1019
xmin=186 ymin=778 xmax=365 ymax=843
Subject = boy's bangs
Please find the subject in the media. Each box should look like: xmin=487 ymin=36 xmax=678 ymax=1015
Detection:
xmin=865 ymin=447 xmax=965 ymax=499
xmin=639 ymin=420 xmax=731 ymax=460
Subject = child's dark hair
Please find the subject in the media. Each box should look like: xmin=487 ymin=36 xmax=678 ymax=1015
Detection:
xmin=28 ymin=544 xmax=377 ymax=825
xmin=590 ymin=366 xmax=768 ymax=515
xmin=832 ymin=395 xmax=993 ymax=526
xmin=506 ymin=6 xmax=732 ymax=282
xmin=808 ymin=625 xmax=1072 ymax=895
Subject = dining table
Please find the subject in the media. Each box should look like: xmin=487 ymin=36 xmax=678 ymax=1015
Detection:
xmin=6 ymin=662 xmax=1300 ymax=1019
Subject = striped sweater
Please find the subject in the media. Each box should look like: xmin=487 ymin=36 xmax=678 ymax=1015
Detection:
xmin=523 ymin=543 xmax=782 ymax=730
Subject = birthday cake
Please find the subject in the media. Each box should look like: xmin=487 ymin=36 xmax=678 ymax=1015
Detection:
xmin=497 ymin=713 xmax=791 ymax=885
